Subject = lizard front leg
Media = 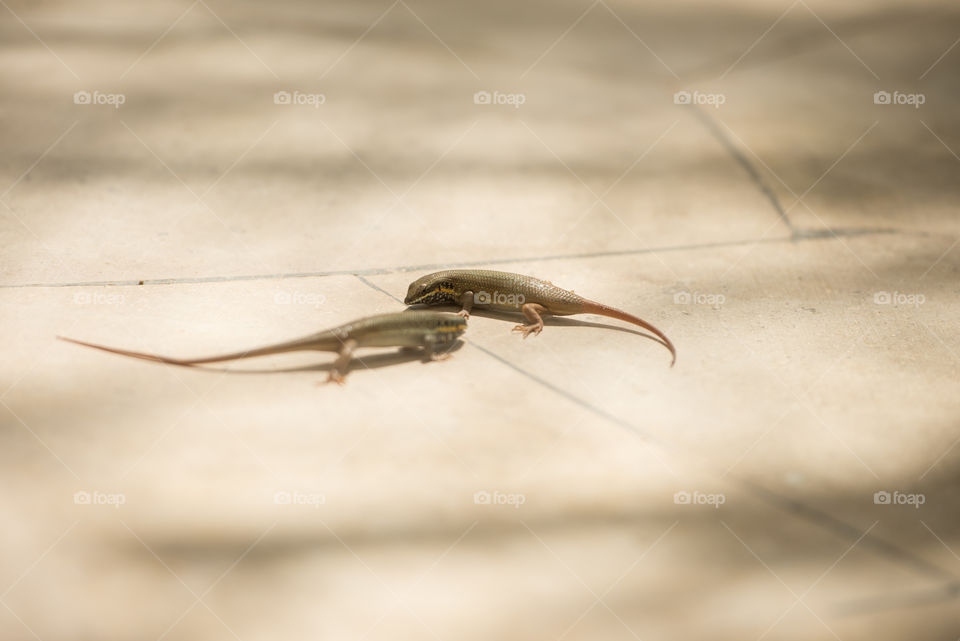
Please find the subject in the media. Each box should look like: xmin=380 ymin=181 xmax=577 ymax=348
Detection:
xmin=511 ymin=303 xmax=548 ymax=339
xmin=325 ymin=338 xmax=357 ymax=385
xmin=457 ymin=290 xmax=474 ymax=318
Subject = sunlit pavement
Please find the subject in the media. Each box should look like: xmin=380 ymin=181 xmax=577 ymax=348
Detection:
xmin=2 ymin=0 xmax=959 ymax=638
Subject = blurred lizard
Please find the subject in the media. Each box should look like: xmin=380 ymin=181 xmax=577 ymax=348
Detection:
xmin=59 ymin=311 xmax=467 ymax=385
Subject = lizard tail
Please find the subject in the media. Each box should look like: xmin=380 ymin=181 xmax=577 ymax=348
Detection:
xmin=56 ymin=335 xmax=327 ymax=367
xmin=579 ymin=301 xmax=676 ymax=366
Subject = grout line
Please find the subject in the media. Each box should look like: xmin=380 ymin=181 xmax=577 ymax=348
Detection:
xmin=0 ymin=227 xmax=902 ymax=290
xmin=467 ymin=341 xmax=659 ymax=445
xmin=0 ymin=268 xmax=389 ymax=289
xmin=688 ymin=105 xmax=795 ymax=233
xmin=830 ymin=579 xmax=960 ymax=616
xmin=736 ymin=480 xmax=957 ymax=584
xmin=472 ymin=341 xmax=958 ymax=588
xmin=355 ymin=274 xmax=403 ymax=304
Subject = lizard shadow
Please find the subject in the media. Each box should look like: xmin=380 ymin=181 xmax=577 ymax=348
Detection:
xmin=183 ymin=340 xmax=465 ymax=376
xmin=404 ymin=305 xmax=671 ymax=350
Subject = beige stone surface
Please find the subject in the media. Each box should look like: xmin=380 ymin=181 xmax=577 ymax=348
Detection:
xmin=2 ymin=0 xmax=959 ymax=639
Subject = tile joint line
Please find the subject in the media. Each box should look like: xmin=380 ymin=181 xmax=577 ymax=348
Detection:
xmin=1 ymin=228 xmax=902 ymax=290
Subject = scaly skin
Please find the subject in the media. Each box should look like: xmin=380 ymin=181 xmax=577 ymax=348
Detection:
xmin=404 ymin=269 xmax=675 ymax=366
xmin=58 ymin=311 xmax=467 ymax=385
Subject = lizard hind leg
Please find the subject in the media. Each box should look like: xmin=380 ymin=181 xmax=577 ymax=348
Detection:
xmin=511 ymin=303 xmax=548 ymax=339
xmin=323 ymin=338 xmax=357 ymax=386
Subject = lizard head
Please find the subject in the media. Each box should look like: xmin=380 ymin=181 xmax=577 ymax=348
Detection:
xmin=404 ymin=272 xmax=460 ymax=306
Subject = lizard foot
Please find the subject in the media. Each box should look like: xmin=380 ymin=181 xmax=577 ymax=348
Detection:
xmin=511 ymin=324 xmax=542 ymax=339
xmin=429 ymin=350 xmax=453 ymax=362
xmin=323 ymin=371 xmax=347 ymax=386
xmin=456 ymin=309 xmax=470 ymax=319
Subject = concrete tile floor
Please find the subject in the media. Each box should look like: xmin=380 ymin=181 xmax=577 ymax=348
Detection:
xmin=2 ymin=0 xmax=959 ymax=639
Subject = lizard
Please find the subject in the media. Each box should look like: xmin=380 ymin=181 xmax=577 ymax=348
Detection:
xmin=58 ymin=311 xmax=467 ymax=385
xmin=404 ymin=269 xmax=675 ymax=366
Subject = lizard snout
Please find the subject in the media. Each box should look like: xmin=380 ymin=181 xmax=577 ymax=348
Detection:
xmin=403 ymin=283 xmax=422 ymax=305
